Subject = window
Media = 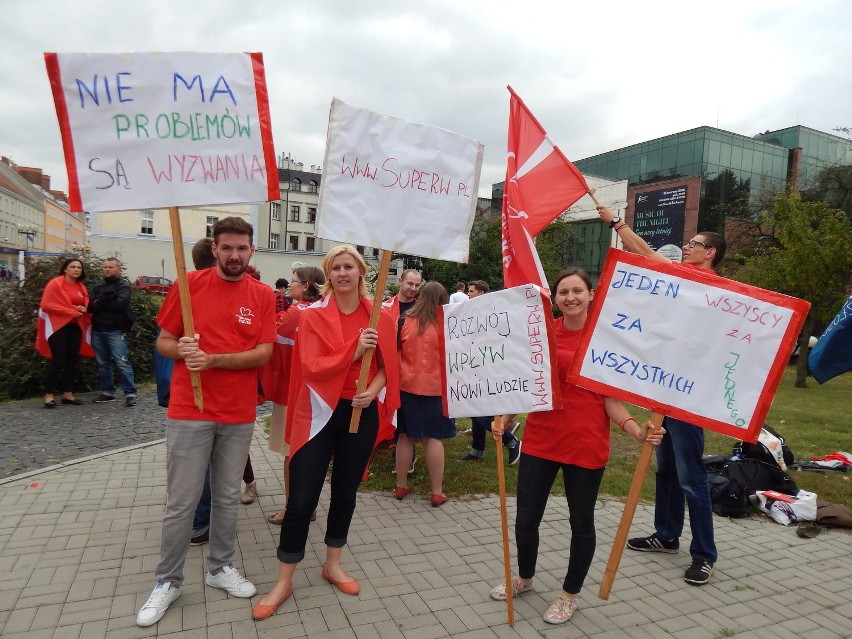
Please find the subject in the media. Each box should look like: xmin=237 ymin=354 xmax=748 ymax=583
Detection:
xmin=206 ymin=216 xmax=218 ymax=238
xmin=270 ymin=233 xmax=279 ymax=249
xmin=306 ymin=236 xmax=316 ymax=251
xmin=308 ymin=180 xmax=318 ymax=193
xmin=289 ymin=235 xmax=299 ymax=251
xmin=140 ymin=210 xmax=154 ymax=235
xmin=271 ymin=202 xmax=281 ymax=221
xmin=307 ymin=207 xmax=317 ymax=223
xmin=291 ymin=178 xmax=301 ymax=191
xmin=290 ymin=205 xmax=301 ymax=222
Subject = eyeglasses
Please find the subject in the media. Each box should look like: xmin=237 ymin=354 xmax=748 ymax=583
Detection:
xmin=686 ymin=239 xmax=710 ymax=249
xmin=290 ymin=279 xmax=305 ymax=285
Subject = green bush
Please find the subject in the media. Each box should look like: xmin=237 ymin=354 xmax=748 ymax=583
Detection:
xmin=0 ymin=256 xmax=161 ymax=400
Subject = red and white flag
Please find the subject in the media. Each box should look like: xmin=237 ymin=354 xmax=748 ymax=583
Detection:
xmin=501 ymin=87 xmax=590 ymax=288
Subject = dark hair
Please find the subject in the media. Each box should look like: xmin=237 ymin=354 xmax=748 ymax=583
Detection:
xmin=697 ymin=231 xmax=727 ymax=266
xmin=456 ymin=281 xmax=466 ymax=291
xmin=551 ymin=267 xmax=593 ymax=293
xmin=59 ymin=258 xmax=85 ymax=281
xmin=293 ymin=265 xmax=325 ymax=303
xmin=468 ymin=280 xmax=490 ymax=294
xmin=275 ymin=278 xmax=289 ymax=289
xmin=191 ymin=237 xmax=215 ymax=270
xmin=405 ymin=281 xmax=448 ymax=334
xmin=245 ymin=265 xmax=261 ymax=281
xmin=212 ymin=216 xmax=254 ymax=245
xmin=104 ymin=257 xmax=122 ymax=268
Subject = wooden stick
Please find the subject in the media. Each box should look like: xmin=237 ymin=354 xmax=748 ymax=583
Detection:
xmin=168 ymin=206 xmax=203 ymax=412
xmin=349 ymin=249 xmax=392 ymax=433
xmin=598 ymin=412 xmax=664 ymax=600
xmin=587 ymin=188 xmax=602 ymax=207
xmin=493 ymin=417 xmax=515 ymax=627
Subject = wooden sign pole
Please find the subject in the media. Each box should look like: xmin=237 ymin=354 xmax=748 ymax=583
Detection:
xmin=349 ymin=249 xmax=392 ymax=433
xmin=598 ymin=412 xmax=664 ymax=599
xmin=493 ymin=417 xmax=515 ymax=627
xmin=168 ymin=206 xmax=203 ymax=412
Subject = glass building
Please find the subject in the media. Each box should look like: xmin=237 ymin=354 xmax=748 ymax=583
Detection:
xmin=572 ymin=125 xmax=851 ymax=232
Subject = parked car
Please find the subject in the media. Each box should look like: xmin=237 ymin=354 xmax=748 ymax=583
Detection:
xmin=135 ymin=275 xmax=173 ymax=295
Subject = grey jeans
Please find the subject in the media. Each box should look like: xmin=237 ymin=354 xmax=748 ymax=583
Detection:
xmin=154 ymin=418 xmax=254 ymax=586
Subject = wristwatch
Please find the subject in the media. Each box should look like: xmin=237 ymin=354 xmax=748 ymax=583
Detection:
xmin=609 ymin=216 xmax=622 ymax=228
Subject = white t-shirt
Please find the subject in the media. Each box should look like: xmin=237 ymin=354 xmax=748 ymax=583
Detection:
xmin=449 ymin=291 xmax=469 ymax=304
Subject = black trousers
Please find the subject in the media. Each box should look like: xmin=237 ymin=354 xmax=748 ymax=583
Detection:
xmin=515 ymin=453 xmax=605 ymax=595
xmin=277 ymin=400 xmax=378 ymax=563
xmin=46 ymin=323 xmax=82 ymax=394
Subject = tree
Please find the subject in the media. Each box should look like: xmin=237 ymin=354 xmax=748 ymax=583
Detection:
xmin=802 ymin=164 xmax=852 ymax=222
xmin=700 ymin=169 xmax=752 ymax=233
xmin=732 ymin=191 xmax=852 ymax=387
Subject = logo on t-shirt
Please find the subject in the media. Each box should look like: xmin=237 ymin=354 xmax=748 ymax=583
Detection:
xmin=236 ymin=307 xmax=255 ymax=325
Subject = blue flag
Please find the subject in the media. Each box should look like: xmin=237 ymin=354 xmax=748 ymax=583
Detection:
xmin=808 ymin=296 xmax=852 ymax=384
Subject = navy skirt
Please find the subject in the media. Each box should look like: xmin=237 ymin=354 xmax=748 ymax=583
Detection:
xmin=398 ymin=391 xmax=456 ymax=439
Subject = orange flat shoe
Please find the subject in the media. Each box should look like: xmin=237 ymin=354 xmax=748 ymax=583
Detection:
xmin=251 ymin=585 xmax=293 ymax=620
xmin=321 ymin=564 xmax=360 ymax=595
xmin=431 ymin=494 xmax=449 ymax=507
xmin=394 ymin=487 xmax=409 ymax=500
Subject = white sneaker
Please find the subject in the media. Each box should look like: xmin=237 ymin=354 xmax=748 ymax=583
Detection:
xmin=136 ymin=581 xmax=180 ymax=627
xmin=205 ymin=565 xmax=257 ymax=597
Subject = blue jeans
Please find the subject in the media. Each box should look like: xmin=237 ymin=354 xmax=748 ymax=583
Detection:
xmin=92 ymin=329 xmax=136 ymax=397
xmin=654 ymin=417 xmax=717 ymax=564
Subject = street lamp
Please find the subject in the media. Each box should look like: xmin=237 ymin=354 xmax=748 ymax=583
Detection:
xmin=17 ymin=226 xmax=38 ymax=246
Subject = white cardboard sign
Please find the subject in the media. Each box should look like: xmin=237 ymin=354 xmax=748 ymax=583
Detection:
xmin=317 ymin=98 xmax=483 ymax=262
xmin=45 ymin=52 xmax=279 ymax=213
xmin=439 ymin=285 xmax=560 ymax=418
xmin=569 ymin=249 xmax=810 ymax=441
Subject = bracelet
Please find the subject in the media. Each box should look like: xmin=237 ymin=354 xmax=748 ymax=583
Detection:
xmin=614 ymin=223 xmax=627 ymax=232
xmin=618 ymin=416 xmax=637 ymax=431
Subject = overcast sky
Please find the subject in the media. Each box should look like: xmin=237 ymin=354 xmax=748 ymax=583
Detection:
xmin=2 ymin=0 xmax=850 ymax=197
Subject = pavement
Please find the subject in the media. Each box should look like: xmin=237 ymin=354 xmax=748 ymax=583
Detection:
xmin=1 ymin=392 xmax=851 ymax=639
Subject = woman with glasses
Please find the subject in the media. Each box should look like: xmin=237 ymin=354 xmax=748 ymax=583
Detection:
xmin=252 ymin=245 xmax=399 ymax=620
xmin=263 ymin=265 xmax=326 ymax=526
xmin=489 ymin=267 xmax=664 ymax=625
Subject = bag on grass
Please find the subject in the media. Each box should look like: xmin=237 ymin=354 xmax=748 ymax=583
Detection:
xmin=708 ymin=473 xmax=750 ymax=518
xmin=724 ymin=459 xmax=799 ymax=496
xmin=733 ymin=424 xmax=794 ymax=470
xmin=755 ymin=490 xmax=817 ymax=525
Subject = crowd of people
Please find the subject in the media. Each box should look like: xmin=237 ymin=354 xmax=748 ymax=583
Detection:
xmin=33 ymin=209 xmax=728 ymax=628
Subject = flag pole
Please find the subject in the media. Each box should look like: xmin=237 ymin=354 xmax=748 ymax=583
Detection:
xmin=349 ymin=249 xmax=392 ymax=433
xmin=493 ymin=416 xmax=515 ymax=627
xmin=598 ymin=412 xmax=664 ymax=599
xmin=168 ymin=206 xmax=203 ymax=412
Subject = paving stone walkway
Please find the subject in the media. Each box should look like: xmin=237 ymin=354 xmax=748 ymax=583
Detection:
xmin=0 ymin=407 xmax=850 ymax=638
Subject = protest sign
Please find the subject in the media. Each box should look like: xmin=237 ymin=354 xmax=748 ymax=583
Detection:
xmin=439 ymin=285 xmax=560 ymax=418
xmin=317 ymin=98 xmax=483 ymax=262
xmin=569 ymin=249 xmax=810 ymax=442
xmin=45 ymin=52 xmax=279 ymax=213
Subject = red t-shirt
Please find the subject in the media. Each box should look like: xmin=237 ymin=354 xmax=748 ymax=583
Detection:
xmin=157 ymin=269 xmax=276 ymax=423
xmin=339 ymin=304 xmax=377 ymax=399
xmin=522 ymin=319 xmax=611 ymax=469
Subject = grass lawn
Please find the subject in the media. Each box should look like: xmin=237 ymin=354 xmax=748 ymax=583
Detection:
xmin=361 ymin=367 xmax=852 ymax=510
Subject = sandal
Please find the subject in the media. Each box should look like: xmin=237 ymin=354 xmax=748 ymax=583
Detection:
xmin=267 ymin=511 xmax=285 ymax=525
xmin=489 ymin=576 xmax=534 ymax=601
xmin=543 ymin=595 xmax=578 ymax=624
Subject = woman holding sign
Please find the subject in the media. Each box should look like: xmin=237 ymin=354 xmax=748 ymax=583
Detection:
xmin=393 ymin=281 xmax=455 ymax=507
xmin=252 ymin=245 xmax=399 ymax=620
xmin=489 ymin=267 xmax=664 ymax=625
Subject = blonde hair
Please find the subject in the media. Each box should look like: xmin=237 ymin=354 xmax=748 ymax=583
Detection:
xmin=320 ymin=245 xmax=368 ymax=298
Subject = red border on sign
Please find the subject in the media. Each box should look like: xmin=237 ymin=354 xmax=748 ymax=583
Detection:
xmin=568 ymin=249 xmax=810 ymax=442
xmin=249 ymin=52 xmax=281 ymax=202
xmin=44 ymin=53 xmax=83 ymax=212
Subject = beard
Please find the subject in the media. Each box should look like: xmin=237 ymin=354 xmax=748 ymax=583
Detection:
xmin=219 ymin=256 xmax=248 ymax=278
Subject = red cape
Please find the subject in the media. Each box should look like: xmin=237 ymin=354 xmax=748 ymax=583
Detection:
xmin=36 ymin=276 xmax=93 ymax=358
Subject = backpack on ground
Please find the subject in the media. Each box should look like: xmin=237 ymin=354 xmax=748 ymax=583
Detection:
xmin=724 ymin=458 xmax=799 ymax=496
xmin=707 ymin=472 xmax=751 ymax=518
xmin=733 ymin=424 xmax=794 ymax=470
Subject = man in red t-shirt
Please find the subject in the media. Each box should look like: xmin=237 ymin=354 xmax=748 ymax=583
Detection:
xmin=597 ymin=205 xmax=726 ymax=587
xmin=136 ymin=217 xmax=276 ymax=627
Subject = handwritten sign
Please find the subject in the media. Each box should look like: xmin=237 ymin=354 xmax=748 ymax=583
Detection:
xmin=317 ymin=98 xmax=483 ymax=262
xmin=569 ymin=249 xmax=810 ymax=441
xmin=44 ymin=52 xmax=279 ymax=213
xmin=439 ymin=285 xmax=560 ymax=418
